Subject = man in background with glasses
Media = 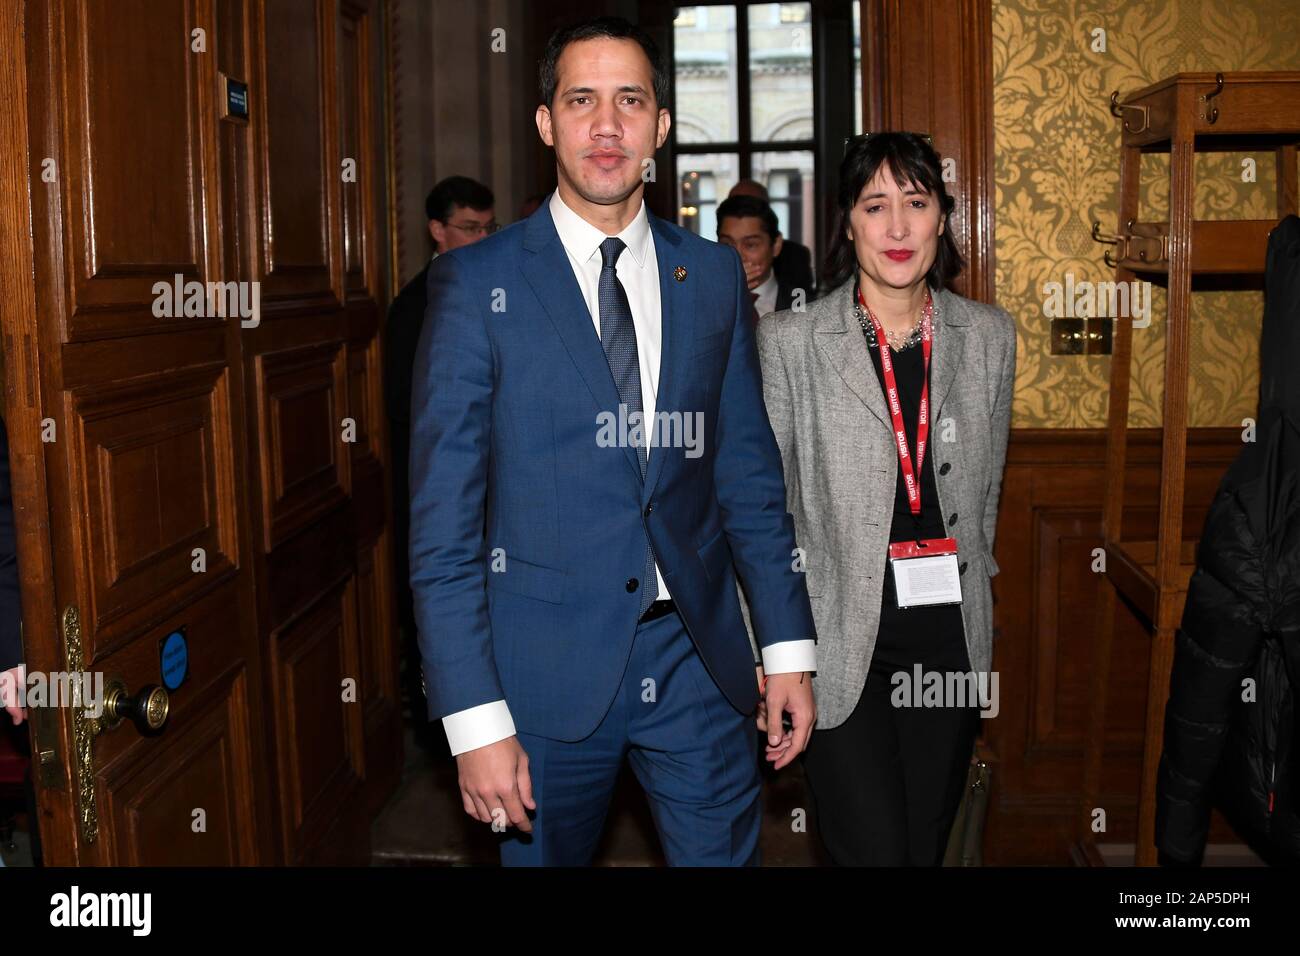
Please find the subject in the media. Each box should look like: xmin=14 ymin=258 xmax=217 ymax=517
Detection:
xmin=386 ymin=175 xmax=497 ymax=751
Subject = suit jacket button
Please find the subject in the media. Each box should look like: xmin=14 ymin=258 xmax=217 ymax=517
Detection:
xmin=626 ymin=578 xmax=639 ymax=592
xmin=959 ymin=561 xmax=968 ymax=574
xmin=939 ymin=462 xmax=951 ymax=475
xmin=948 ymin=513 xmax=958 ymax=527
xmin=644 ymin=503 xmax=653 ymax=516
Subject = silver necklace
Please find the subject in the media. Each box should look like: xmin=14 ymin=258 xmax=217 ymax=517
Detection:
xmin=854 ymin=300 xmax=926 ymax=351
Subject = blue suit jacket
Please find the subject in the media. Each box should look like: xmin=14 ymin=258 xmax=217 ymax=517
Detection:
xmin=409 ymin=195 xmax=815 ymax=741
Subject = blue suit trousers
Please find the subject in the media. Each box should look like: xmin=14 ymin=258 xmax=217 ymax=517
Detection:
xmin=499 ymin=610 xmax=762 ymax=866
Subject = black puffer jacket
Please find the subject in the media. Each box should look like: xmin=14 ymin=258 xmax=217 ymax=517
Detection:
xmin=1156 ymin=215 xmax=1300 ymax=864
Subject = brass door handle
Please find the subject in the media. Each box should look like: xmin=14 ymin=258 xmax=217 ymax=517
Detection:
xmin=97 ymin=682 xmax=170 ymax=736
xmin=62 ymin=604 xmax=173 ymax=845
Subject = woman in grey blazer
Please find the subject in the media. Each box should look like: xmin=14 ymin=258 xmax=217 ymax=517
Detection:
xmin=756 ymin=133 xmax=1015 ymax=865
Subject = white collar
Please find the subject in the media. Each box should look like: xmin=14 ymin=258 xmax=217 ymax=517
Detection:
xmin=549 ymin=189 xmax=652 ymax=268
xmin=754 ymin=269 xmax=778 ymax=299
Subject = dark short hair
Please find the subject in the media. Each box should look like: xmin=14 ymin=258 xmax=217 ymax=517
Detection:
xmin=716 ymin=195 xmax=780 ymax=243
xmin=821 ymin=132 xmax=964 ymax=291
xmin=425 ymin=176 xmax=494 ymax=223
xmin=539 ymin=16 xmax=667 ymax=109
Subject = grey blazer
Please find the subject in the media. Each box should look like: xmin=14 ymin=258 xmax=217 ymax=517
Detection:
xmin=751 ymin=279 xmax=1016 ymax=730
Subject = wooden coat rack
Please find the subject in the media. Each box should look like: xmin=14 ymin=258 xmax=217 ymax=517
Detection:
xmin=1078 ymin=71 xmax=1300 ymax=867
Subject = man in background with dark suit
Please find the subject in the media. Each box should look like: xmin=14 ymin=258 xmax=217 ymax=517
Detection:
xmin=728 ymin=179 xmax=816 ymax=297
xmin=384 ymin=176 xmax=495 ymax=745
xmin=716 ymin=195 xmax=814 ymax=323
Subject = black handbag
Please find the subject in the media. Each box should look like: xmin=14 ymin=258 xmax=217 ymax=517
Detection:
xmin=943 ymin=753 xmax=990 ymax=866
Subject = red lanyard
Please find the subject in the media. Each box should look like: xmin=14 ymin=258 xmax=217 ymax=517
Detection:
xmin=858 ymin=286 xmax=934 ymax=517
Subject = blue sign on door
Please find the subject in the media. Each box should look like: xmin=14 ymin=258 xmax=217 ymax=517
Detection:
xmin=160 ymin=628 xmax=189 ymax=692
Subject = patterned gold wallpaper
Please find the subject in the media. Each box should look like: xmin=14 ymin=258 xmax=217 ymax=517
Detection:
xmin=992 ymin=0 xmax=1300 ymax=428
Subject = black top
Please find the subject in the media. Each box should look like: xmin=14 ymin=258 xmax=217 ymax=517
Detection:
xmin=863 ymin=327 xmax=969 ymax=673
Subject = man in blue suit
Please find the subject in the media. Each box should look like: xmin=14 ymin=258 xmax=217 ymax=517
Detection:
xmin=409 ymin=16 xmax=817 ymax=866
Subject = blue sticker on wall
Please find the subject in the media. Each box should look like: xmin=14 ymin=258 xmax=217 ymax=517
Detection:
xmin=159 ymin=628 xmax=189 ymax=692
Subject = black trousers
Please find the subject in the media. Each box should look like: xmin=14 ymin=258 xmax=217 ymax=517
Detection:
xmin=802 ymin=660 xmax=980 ymax=866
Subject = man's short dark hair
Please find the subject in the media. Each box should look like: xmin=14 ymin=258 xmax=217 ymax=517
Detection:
xmin=538 ymin=16 xmax=667 ymax=108
xmin=716 ymin=195 xmax=780 ymax=243
xmin=425 ymin=176 xmax=495 ymax=223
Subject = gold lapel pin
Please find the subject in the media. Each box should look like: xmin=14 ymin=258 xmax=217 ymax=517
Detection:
xmin=673 ymin=265 xmax=687 ymax=282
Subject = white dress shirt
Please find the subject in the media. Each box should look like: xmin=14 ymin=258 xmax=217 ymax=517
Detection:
xmin=753 ymin=269 xmax=779 ymax=319
xmin=440 ymin=189 xmax=814 ymax=756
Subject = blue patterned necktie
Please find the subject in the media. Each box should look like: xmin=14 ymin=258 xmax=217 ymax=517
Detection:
xmin=598 ymin=236 xmax=658 ymax=614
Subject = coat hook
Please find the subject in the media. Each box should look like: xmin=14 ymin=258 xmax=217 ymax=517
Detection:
xmin=1108 ymin=90 xmax=1150 ymax=133
xmin=1200 ymin=72 xmax=1224 ymax=124
xmin=1092 ymin=221 xmax=1128 ymax=268
xmin=1091 ymin=221 xmax=1119 ymax=245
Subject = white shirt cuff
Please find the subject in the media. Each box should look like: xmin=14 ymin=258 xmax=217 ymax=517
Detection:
xmin=442 ymin=700 xmax=516 ymax=756
xmin=760 ymin=639 xmax=816 ymax=675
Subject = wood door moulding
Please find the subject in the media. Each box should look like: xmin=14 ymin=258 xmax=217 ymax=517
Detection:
xmin=250 ymin=0 xmax=344 ymax=312
xmin=860 ymin=0 xmax=995 ymax=304
xmin=253 ymin=341 xmax=350 ymax=553
xmin=68 ymin=365 xmax=242 ymax=650
xmin=3 ymin=0 xmax=393 ymax=868
xmin=0 ymin=0 xmax=80 ymax=865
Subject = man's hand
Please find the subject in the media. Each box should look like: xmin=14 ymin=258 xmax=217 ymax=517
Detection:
xmin=761 ymin=671 xmax=815 ymax=770
xmin=1 ymin=665 xmax=25 ymax=726
xmin=455 ymin=735 xmax=535 ymax=832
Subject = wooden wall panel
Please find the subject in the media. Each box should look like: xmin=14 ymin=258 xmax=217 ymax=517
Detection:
xmin=983 ymin=427 xmax=1244 ymax=864
xmin=343 ymin=0 xmax=401 ymax=812
xmin=60 ymin=0 xmax=212 ymax=337
xmin=355 ymin=541 xmax=383 ymax=710
xmin=68 ymin=364 xmax=240 ymax=649
xmin=241 ymin=0 xmax=397 ymax=860
xmin=346 ymin=345 xmax=375 ymax=460
xmin=340 ymin=1 xmax=371 ymax=296
xmin=255 ymin=0 xmax=339 ymax=310
xmin=270 ymin=579 xmax=362 ymax=862
xmin=100 ymin=668 xmax=259 ymax=866
xmin=254 ymin=343 xmax=349 ymax=550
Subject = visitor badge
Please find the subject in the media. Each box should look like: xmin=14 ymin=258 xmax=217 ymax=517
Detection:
xmin=887 ymin=537 xmax=963 ymax=608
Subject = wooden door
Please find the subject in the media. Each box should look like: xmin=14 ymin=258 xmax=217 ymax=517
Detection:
xmin=0 ymin=0 xmax=399 ymax=866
